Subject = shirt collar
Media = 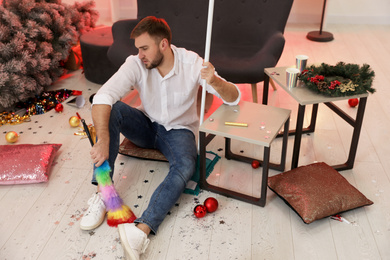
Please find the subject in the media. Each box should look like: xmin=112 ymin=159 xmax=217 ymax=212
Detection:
xmin=172 ymin=45 xmax=179 ymax=75
xmin=161 ymin=45 xmax=179 ymax=79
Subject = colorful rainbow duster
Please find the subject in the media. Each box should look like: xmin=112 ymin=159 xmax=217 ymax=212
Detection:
xmin=95 ymin=161 xmax=136 ymax=227
xmin=81 ymin=118 xmax=136 ymax=227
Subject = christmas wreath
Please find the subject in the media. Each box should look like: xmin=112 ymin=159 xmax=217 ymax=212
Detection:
xmin=298 ymin=62 xmax=375 ymax=97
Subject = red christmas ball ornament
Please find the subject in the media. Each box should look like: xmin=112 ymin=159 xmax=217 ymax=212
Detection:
xmin=55 ymin=103 xmax=64 ymax=113
xmin=348 ymin=98 xmax=359 ymax=107
xmin=251 ymin=160 xmax=260 ymax=169
xmin=193 ymin=204 xmax=207 ymax=218
xmin=204 ymin=197 xmax=219 ymax=213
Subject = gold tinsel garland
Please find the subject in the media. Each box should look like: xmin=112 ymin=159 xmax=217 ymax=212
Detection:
xmin=1 ymin=112 xmax=31 ymax=126
xmin=1 ymin=89 xmax=80 ymax=127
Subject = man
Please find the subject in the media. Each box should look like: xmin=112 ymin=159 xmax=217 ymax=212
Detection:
xmin=80 ymin=16 xmax=240 ymax=259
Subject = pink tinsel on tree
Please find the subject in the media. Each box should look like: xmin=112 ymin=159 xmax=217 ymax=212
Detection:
xmin=0 ymin=0 xmax=99 ymax=110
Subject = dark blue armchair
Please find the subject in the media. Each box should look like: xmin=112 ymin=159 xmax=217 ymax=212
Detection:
xmin=107 ymin=0 xmax=294 ymax=102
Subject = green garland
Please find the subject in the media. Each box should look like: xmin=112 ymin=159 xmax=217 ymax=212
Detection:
xmin=298 ymin=62 xmax=375 ymax=97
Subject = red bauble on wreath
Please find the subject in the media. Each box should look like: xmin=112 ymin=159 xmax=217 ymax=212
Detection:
xmin=194 ymin=204 xmax=207 ymax=218
xmin=204 ymin=197 xmax=219 ymax=213
xmin=348 ymin=98 xmax=359 ymax=107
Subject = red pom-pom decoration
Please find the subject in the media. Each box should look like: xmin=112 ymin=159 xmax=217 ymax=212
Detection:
xmin=348 ymin=98 xmax=359 ymax=107
xmin=251 ymin=160 xmax=260 ymax=169
xmin=194 ymin=204 xmax=207 ymax=218
xmin=204 ymin=197 xmax=219 ymax=213
xmin=55 ymin=103 xmax=64 ymax=112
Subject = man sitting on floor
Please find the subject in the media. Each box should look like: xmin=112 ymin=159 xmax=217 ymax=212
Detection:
xmin=80 ymin=16 xmax=240 ymax=259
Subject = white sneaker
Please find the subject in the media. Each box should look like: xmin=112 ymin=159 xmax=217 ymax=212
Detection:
xmin=80 ymin=192 xmax=106 ymax=230
xmin=118 ymin=223 xmax=150 ymax=260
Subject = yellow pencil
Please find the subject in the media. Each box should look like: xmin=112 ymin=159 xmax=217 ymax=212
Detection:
xmin=224 ymin=122 xmax=248 ymax=127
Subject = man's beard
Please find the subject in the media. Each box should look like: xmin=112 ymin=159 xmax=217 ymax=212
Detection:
xmin=146 ymin=51 xmax=163 ymax=70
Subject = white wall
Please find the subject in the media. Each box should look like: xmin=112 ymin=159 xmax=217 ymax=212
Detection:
xmin=90 ymin=0 xmax=137 ymax=25
xmin=327 ymin=0 xmax=390 ymax=24
xmin=288 ymin=0 xmax=390 ymax=25
xmin=60 ymin=0 xmax=136 ymax=25
xmin=287 ymin=0 xmax=323 ymax=24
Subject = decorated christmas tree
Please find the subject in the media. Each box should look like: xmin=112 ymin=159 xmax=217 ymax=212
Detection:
xmin=0 ymin=0 xmax=98 ymax=110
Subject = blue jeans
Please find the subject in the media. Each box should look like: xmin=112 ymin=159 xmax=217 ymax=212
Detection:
xmin=92 ymin=101 xmax=197 ymax=234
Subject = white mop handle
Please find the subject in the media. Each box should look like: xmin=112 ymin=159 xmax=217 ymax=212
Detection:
xmin=204 ymin=0 xmax=214 ymax=63
xmin=199 ymin=0 xmax=215 ymax=125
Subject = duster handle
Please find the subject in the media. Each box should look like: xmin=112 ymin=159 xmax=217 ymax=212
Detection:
xmin=81 ymin=119 xmax=95 ymax=147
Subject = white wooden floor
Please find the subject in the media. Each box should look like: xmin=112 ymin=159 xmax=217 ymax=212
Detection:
xmin=1 ymin=24 xmax=390 ymax=260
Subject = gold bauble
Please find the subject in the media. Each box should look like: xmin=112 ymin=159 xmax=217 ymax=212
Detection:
xmin=5 ymin=131 xmax=19 ymax=143
xmin=69 ymin=116 xmax=80 ymax=127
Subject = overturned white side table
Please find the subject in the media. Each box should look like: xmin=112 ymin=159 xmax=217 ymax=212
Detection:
xmin=199 ymin=101 xmax=291 ymax=207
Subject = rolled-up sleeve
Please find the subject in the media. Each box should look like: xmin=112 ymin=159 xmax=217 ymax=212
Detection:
xmin=203 ymin=73 xmax=241 ymax=106
xmin=92 ymin=56 xmax=140 ymax=107
xmin=220 ymin=81 xmax=241 ymax=106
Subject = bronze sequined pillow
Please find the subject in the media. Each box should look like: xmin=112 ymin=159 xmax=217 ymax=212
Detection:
xmin=268 ymin=162 xmax=373 ymax=224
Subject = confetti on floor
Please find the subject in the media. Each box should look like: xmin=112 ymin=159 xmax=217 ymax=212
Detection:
xmin=82 ymin=252 xmax=97 ymax=259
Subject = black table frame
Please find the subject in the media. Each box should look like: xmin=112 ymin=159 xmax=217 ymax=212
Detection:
xmin=262 ymin=75 xmax=367 ymax=171
xmin=199 ymin=118 xmax=290 ymax=207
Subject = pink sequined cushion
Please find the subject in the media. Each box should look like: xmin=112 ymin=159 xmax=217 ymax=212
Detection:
xmin=0 ymin=144 xmax=62 ymax=185
xmin=268 ymin=162 xmax=373 ymax=224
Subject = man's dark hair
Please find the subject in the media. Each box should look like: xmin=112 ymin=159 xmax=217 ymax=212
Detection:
xmin=131 ymin=16 xmax=172 ymax=45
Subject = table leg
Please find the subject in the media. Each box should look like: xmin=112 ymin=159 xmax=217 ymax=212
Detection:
xmin=308 ymin=104 xmax=319 ymax=132
xmin=345 ymin=97 xmax=367 ymax=168
xmin=251 ymin=83 xmax=258 ymax=103
xmin=262 ymin=75 xmax=270 ymax=105
xmin=349 ymin=97 xmax=366 ymax=162
xmin=324 ymin=97 xmax=367 ymax=170
xmin=199 ymin=131 xmax=208 ymax=189
xmin=291 ymin=104 xmax=306 ymax=169
xmin=275 ymin=104 xmax=318 ymax=138
xmin=260 ymin=146 xmax=271 ymax=207
xmin=280 ymin=117 xmax=290 ymax=170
